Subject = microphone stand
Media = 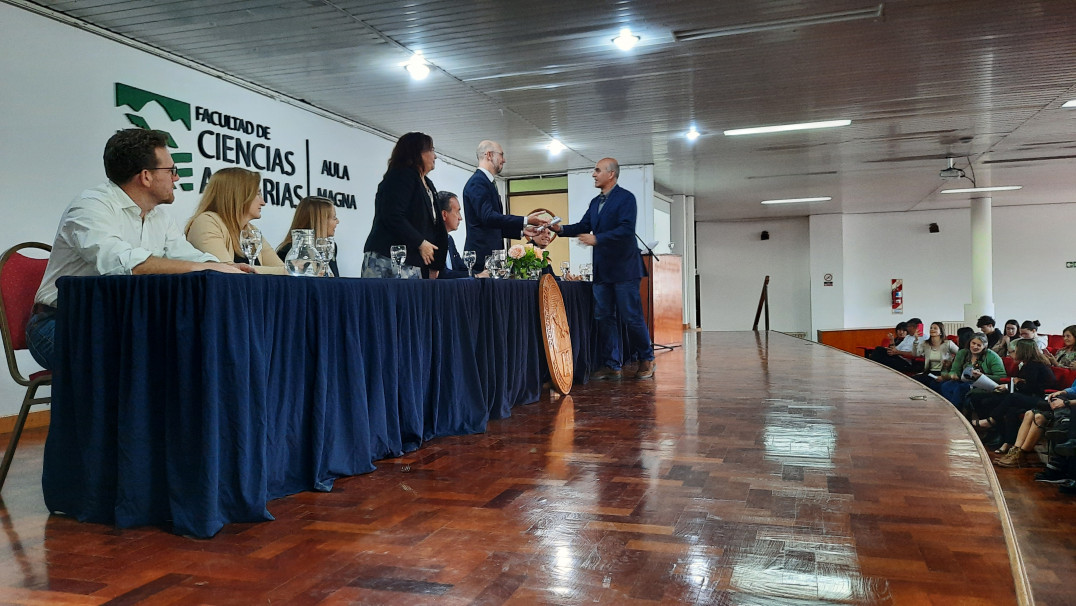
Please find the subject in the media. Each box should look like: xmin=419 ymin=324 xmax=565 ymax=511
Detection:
xmin=635 ymin=233 xmax=659 ymax=261
xmin=635 ymin=234 xmax=678 ymax=352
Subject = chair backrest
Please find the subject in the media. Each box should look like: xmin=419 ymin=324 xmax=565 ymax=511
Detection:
xmin=1051 ymin=366 xmax=1076 ymax=391
xmin=1002 ymin=356 xmax=1019 ymax=377
xmin=1047 ymin=334 xmax=1065 ymax=351
xmin=0 ymin=243 xmax=51 ymax=384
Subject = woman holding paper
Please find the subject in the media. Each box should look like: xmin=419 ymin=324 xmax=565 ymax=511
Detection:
xmin=912 ymin=322 xmax=959 ymax=389
xmin=936 ymin=332 xmax=1006 ymax=408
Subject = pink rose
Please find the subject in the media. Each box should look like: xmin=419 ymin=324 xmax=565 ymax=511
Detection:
xmin=508 ymin=244 xmax=525 ymax=259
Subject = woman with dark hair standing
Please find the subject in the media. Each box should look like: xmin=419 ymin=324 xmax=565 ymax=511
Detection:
xmin=362 ymin=132 xmax=446 ymax=278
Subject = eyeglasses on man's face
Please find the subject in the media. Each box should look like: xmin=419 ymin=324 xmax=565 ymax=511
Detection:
xmin=147 ymin=165 xmax=179 ymax=177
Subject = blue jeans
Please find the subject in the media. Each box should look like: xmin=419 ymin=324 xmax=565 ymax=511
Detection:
xmin=26 ymin=312 xmax=56 ymax=370
xmin=593 ymin=280 xmax=653 ymax=370
xmin=939 ymin=381 xmax=971 ymax=408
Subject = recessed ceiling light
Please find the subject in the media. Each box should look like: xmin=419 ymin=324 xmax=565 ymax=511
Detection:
xmin=724 ymin=120 xmax=851 ymax=136
xmin=405 ymin=53 xmax=430 ymax=80
xmin=547 ymin=139 xmax=566 ymax=155
xmin=1063 ymin=100 xmax=1076 ymax=108
xmin=686 ymin=126 xmax=700 ymax=141
xmin=761 ymin=197 xmax=832 ymax=205
xmin=612 ymin=28 xmax=640 ymax=51
xmin=940 ymin=186 xmax=1022 ymax=194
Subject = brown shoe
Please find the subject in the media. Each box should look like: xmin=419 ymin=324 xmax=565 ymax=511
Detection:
xmin=635 ymin=360 xmax=656 ymax=379
xmin=995 ymin=447 xmax=1024 ymax=468
xmin=591 ymin=366 xmax=622 ymax=381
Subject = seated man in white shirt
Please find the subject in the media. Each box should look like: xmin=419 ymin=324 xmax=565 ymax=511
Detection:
xmin=26 ymin=128 xmax=247 ymax=369
xmin=868 ymin=318 xmax=923 ymax=371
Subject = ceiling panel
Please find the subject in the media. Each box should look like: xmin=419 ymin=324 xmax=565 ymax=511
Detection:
xmin=24 ymin=0 xmax=1076 ymax=219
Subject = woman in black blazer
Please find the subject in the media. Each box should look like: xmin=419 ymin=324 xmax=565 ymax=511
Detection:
xmin=362 ymin=132 xmax=447 ymax=278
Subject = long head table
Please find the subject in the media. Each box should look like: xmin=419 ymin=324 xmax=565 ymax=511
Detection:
xmin=43 ymin=274 xmax=608 ymax=538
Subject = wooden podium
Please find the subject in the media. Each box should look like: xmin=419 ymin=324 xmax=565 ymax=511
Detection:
xmin=640 ymin=254 xmax=683 ymax=347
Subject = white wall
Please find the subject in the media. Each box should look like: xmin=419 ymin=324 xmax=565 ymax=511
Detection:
xmin=696 ymin=218 xmax=812 ymax=332
xmin=992 ymin=204 xmax=1076 ymax=335
xmin=841 ymin=209 xmax=971 ymax=329
xmin=0 ymin=4 xmax=475 ymax=417
xmin=809 ymin=214 xmax=844 ymax=336
xmin=698 ymin=202 xmax=1076 ymax=338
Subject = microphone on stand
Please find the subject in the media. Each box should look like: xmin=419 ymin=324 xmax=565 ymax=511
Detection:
xmin=635 ymin=233 xmax=660 ymax=261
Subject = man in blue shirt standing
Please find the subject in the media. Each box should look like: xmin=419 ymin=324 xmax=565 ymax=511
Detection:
xmin=551 ymin=158 xmax=655 ymax=380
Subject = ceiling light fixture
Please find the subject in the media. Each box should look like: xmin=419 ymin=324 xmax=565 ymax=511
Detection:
xmin=612 ymin=28 xmax=640 ymax=51
xmin=547 ymin=139 xmax=566 ymax=155
xmin=405 ymin=52 xmax=430 ymax=80
xmin=1063 ymin=100 xmax=1076 ymax=108
xmin=686 ymin=126 xmax=700 ymax=141
xmin=940 ymin=186 xmax=1022 ymax=194
xmin=761 ymin=197 xmax=832 ymax=205
xmin=725 ymin=120 xmax=851 ymax=136
xmin=674 ymin=4 xmax=884 ymax=42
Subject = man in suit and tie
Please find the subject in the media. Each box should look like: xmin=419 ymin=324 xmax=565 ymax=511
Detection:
xmin=463 ymin=140 xmax=545 ymax=272
xmin=436 ymin=190 xmax=480 ymax=279
xmin=550 ymin=158 xmax=655 ymax=380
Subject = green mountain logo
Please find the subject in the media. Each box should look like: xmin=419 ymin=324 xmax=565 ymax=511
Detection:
xmin=114 ymin=83 xmax=194 ymax=191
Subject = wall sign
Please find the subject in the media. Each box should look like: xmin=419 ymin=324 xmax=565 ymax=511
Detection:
xmin=115 ymin=83 xmax=358 ymax=210
xmin=823 ymin=272 xmax=833 ymax=287
xmin=891 ymin=279 xmax=903 ymax=314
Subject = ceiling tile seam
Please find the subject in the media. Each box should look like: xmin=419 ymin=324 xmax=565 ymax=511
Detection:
xmin=316 ymin=0 xmax=595 ymax=164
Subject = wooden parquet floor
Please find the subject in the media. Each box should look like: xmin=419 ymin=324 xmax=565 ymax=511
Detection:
xmin=0 ymin=331 xmax=1069 ymax=604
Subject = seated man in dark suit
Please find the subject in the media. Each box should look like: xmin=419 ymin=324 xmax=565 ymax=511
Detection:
xmin=436 ymin=191 xmax=484 ymax=279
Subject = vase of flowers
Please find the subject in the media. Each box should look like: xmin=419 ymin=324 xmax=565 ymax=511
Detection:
xmin=505 ymin=243 xmax=550 ymax=279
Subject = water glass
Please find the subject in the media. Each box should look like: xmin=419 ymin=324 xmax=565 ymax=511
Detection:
xmin=390 ymin=245 xmax=407 ymax=276
xmin=316 ymin=237 xmax=335 ymax=277
xmin=560 ymin=261 xmax=570 ymax=278
xmin=239 ymin=225 xmax=263 ymax=266
xmin=462 ymin=250 xmax=476 ymax=277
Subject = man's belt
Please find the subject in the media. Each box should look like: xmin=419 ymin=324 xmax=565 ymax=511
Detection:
xmin=31 ymin=303 xmax=57 ymax=316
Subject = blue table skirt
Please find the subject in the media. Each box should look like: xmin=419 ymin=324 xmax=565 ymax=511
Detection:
xmin=43 ymin=274 xmax=608 ymax=538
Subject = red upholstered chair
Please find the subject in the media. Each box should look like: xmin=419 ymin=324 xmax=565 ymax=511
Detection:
xmin=1047 ymin=334 xmax=1064 ymax=353
xmin=0 ymin=243 xmax=52 ymax=490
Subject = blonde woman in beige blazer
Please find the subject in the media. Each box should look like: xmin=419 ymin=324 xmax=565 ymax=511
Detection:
xmin=185 ymin=167 xmax=286 ymax=275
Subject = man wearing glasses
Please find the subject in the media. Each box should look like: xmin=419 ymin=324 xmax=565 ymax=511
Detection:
xmin=27 ymin=128 xmax=246 ymax=369
xmin=462 ymin=140 xmax=546 ymax=272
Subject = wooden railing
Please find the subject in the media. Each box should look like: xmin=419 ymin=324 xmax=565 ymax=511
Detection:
xmin=752 ymin=275 xmax=769 ymax=331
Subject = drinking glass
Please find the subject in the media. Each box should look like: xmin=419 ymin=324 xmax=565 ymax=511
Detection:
xmin=390 ymin=244 xmax=407 ymax=277
xmin=462 ymin=250 xmax=476 ymax=277
xmin=561 ymin=261 xmax=570 ymax=278
xmin=239 ymin=225 xmax=262 ymax=267
xmin=582 ymin=263 xmax=593 ymax=281
xmin=316 ymin=237 xmax=335 ymax=277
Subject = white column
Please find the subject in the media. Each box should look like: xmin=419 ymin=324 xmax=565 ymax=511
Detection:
xmin=684 ymin=195 xmax=697 ymax=328
xmin=965 ymin=195 xmax=995 ymax=326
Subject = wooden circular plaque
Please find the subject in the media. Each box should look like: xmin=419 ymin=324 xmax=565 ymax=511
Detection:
xmin=538 ymin=274 xmax=574 ymax=394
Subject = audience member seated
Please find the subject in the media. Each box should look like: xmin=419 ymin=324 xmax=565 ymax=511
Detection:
xmin=1046 ymin=324 xmax=1076 ymax=367
xmin=26 ymin=128 xmax=246 ymax=370
xmin=277 ymin=196 xmax=341 ymax=278
xmin=867 ymin=318 xmax=922 ymax=371
xmin=971 ymin=339 xmax=1054 ymax=454
xmin=977 ymin=315 xmax=1002 ymax=350
xmin=936 ymin=331 xmax=1006 ymax=408
xmin=185 ymin=167 xmax=286 ymax=274
xmin=1020 ymin=319 xmax=1048 ymax=351
xmin=911 ymin=322 xmax=959 ymax=389
xmin=993 ymin=319 xmax=1019 ymax=356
